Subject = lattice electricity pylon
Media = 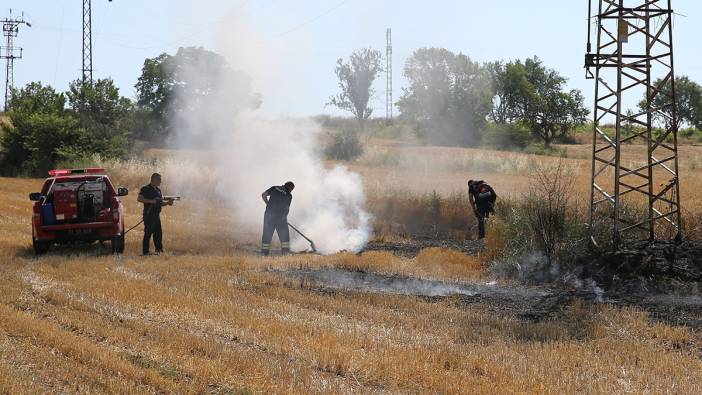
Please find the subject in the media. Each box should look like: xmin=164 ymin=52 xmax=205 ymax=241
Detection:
xmin=82 ymin=0 xmax=93 ymax=84
xmin=585 ymin=0 xmax=681 ymax=248
xmin=386 ymin=28 xmax=393 ymax=121
xmin=1 ymin=9 xmax=29 ymax=110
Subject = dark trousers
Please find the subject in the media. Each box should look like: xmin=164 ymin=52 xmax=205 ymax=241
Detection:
xmin=261 ymin=210 xmax=290 ymax=256
xmin=476 ymin=201 xmax=492 ymax=239
xmin=477 ymin=213 xmax=486 ymax=239
xmin=143 ymin=213 xmax=163 ymax=254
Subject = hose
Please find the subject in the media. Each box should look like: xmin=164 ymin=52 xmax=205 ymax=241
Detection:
xmin=123 ymin=219 xmax=144 ymax=235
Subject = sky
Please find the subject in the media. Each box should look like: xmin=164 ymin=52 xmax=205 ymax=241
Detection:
xmin=3 ymin=0 xmax=702 ymax=116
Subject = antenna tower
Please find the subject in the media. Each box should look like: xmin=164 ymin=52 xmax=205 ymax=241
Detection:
xmin=585 ymin=0 xmax=681 ymax=247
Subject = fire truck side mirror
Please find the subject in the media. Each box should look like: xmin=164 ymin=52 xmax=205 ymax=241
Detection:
xmin=29 ymin=192 xmax=42 ymax=201
xmin=117 ymin=187 xmax=129 ymax=197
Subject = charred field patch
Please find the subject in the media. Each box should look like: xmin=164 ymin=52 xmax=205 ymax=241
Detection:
xmin=278 ymin=265 xmax=702 ymax=330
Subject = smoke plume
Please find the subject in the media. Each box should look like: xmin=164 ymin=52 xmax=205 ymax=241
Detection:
xmin=166 ymin=10 xmax=371 ymax=254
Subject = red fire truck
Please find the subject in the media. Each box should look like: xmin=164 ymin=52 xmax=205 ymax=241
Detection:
xmin=29 ymin=168 xmax=128 ymax=255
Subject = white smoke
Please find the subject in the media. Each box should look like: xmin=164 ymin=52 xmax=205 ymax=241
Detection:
xmin=167 ymin=9 xmax=371 ymax=254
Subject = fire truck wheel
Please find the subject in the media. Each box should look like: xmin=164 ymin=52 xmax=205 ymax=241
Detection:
xmin=33 ymin=237 xmax=50 ymax=255
xmin=111 ymin=231 xmax=125 ymax=254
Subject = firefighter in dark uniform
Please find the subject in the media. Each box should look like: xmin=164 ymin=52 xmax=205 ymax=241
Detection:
xmin=468 ymin=179 xmax=497 ymax=239
xmin=260 ymin=181 xmax=294 ymax=256
xmin=137 ymin=173 xmax=172 ymax=255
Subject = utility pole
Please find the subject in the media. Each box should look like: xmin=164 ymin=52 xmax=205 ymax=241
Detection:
xmin=585 ymin=0 xmax=681 ymax=248
xmin=1 ymin=9 xmax=30 ymax=110
xmin=386 ymin=28 xmax=392 ymax=121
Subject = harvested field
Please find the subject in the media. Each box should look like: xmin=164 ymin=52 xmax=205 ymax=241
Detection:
xmin=1 ymin=254 xmax=702 ymax=393
xmin=2 ymin=143 xmax=702 ymax=393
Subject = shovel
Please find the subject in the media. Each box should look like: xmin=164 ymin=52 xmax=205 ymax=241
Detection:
xmin=287 ymin=222 xmax=317 ymax=253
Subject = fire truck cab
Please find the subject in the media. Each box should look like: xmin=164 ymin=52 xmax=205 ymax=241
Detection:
xmin=29 ymin=168 xmax=128 ymax=255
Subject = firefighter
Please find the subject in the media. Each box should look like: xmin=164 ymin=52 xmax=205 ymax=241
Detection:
xmin=260 ymin=181 xmax=294 ymax=256
xmin=137 ymin=173 xmax=173 ymax=255
xmin=468 ymin=179 xmax=497 ymax=239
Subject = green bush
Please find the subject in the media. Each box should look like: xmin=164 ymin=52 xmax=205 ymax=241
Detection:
xmin=482 ymin=123 xmax=530 ymax=150
xmin=679 ymin=127 xmax=699 ymax=139
xmin=324 ymin=128 xmax=364 ymax=161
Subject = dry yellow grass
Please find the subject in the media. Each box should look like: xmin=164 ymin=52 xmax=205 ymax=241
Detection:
xmin=2 ymin=142 xmax=702 ymax=393
xmin=1 ymin=254 xmax=701 ymax=393
xmin=354 ymin=140 xmax=702 ymax=214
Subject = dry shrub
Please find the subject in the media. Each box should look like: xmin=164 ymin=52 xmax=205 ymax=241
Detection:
xmin=493 ymin=160 xmax=588 ymax=277
xmin=522 ymin=160 xmax=580 ymax=265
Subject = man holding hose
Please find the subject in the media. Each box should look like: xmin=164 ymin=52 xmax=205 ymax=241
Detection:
xmin=137 ymin=173 xmax=173 ymax=255
xmin=260 ymin=181 xmax=295 ymax=256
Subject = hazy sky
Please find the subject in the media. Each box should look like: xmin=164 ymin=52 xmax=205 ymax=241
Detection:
xmin=4 ymin=0 xmax=701 ymax=116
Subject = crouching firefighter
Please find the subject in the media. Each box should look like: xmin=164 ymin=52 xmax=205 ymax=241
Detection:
xmin=260 ymin=181 xmax=295 ymax=256
xmin=468 ymin=179 xmax=497 ymax=239
xmin=137 ymin=173 xmax=174 ymax=255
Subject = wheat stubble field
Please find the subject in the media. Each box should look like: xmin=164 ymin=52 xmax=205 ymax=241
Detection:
xmin=1 ymin=143 xmax=702 ymax=393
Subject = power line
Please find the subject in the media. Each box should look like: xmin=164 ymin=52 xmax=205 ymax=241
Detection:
xmin=278 ymin=0 xmax=352 ymax=37
xmin=81 ymin=0 xmax=277 ymax=52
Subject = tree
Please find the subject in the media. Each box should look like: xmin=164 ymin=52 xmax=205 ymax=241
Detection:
xmin=491 ymin=57 xmax=588 ymax=148
xmin=328 ymin=48 xmax=383 ymax=131
xmin=67 ymin=78 xmax=133 ymax=158
xmin=134 ymin=53 xmax=173 ymax=141
xmin=1 ymin=83 xmax=83 ymax=175
xmin=396 ymin=48 xmax=493 ymax=146
xmin=0 ymin=80 xmax=135 ymax=176
xmin=487 ymin=61 xmax=529 ymax=124
xmin=135 ymin=47 xmax=261 ymax=146
xmin=639 ymin=75 xmax=702 ymax=130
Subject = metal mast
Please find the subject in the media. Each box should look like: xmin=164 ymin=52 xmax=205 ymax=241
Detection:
xmin=82 ymin=0 xmax=93 ymax=84
xmin=585 ymin=0 xmax=681 ymax=247
xmin=1 ymin=9 xmax=29 ymax=110
xmin=386 ymin=28 xmax=392 ymax=121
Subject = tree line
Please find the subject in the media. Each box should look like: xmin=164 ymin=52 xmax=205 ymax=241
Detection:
xmin=0 ymin=47 xmax=259 ymax=175
xmin=329 ymin=47 xmax=702 ymax=150
xmin=2 ymin=45 xmax=702 ymax=175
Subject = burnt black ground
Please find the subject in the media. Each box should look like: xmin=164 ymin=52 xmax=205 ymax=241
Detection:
xmin=360 ymin=238 xmax=702 ymax=325
xmin=280 ymin=267 xmax=702 ymax=329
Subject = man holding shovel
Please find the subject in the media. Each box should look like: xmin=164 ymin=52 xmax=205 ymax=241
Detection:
xmin=260 ymin=181 xmax=294 ymax=256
